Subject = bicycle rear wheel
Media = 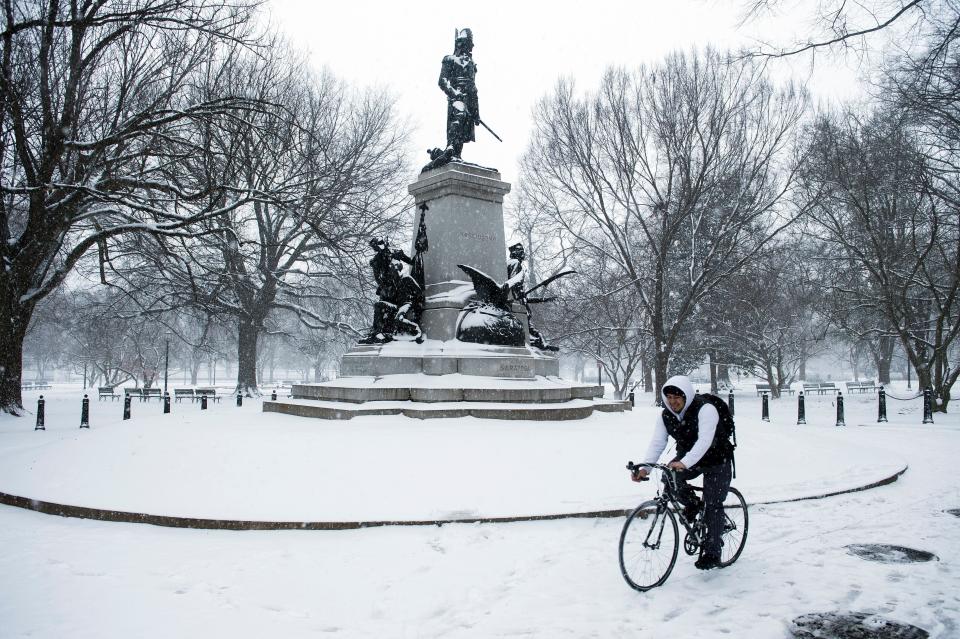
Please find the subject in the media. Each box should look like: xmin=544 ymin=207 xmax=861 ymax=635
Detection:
xmin=718 ymin=487 xmax=748 ymax=567
xmin=619 ymin=500 xmax=679 ymax=591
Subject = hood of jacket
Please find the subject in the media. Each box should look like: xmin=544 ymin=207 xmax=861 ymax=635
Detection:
xmin=661 ymin=375 xmax=696 ymax=420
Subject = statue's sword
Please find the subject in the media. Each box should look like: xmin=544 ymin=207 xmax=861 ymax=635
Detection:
xmin=523 ymin=269 xmax=577 ymax=297
xmin=477 ymin=118 xmax=503 ymax=142
xmin=463 ymin=105 xmax=503 ymax=142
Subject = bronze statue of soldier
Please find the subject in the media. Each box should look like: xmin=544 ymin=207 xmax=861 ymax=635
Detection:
xmin=359 ymin=238 xmax=423 ymax=344
xmin=506 ymin=243 xmax=558 ymax=351
xmin=439 ymin=28 xmax=479 ymax=160
xmin=422 ymin=28 xmax=502 ymax=172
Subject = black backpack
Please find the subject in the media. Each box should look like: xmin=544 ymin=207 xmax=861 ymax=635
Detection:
xmin=697 ymin=393 xmax=737 ymax=476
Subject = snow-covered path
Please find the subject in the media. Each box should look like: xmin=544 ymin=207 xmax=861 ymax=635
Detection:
xmin=0 ymin=388 xmax=912 ymax=521
xmin=1 ymin=386 xmax=959 ymax=637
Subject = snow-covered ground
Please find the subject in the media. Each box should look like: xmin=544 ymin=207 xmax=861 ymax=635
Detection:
xmin=1 ymin=382 xmax=959 ymax=637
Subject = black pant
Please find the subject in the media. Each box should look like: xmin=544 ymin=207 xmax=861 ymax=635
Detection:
xmin=665 ymin=460 xmax=732 ymax=557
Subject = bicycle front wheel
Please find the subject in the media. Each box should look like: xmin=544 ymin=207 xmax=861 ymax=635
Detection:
xmin=619 ymin=500 xmax=679 ymax=591
xmin=718 ymin=487 xmax=748 ymax=567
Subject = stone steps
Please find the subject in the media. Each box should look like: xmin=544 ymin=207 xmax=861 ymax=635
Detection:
xmin=289 ymin=381 xmax=604 ymax=404
xmin=264 ymin=396 xmax=630 ymax=421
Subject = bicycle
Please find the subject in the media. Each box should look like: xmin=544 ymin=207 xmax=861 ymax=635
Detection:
xmin=618 ymin=461 xmax=749 ymax=591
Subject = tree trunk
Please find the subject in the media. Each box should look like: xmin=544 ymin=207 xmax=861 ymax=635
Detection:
xmin=876 ymin=355 xmax=891 ymax=385
xmin=0 ymin=290 xmax=33 ymax=415
xmin=0 ymin=316 xmax=28 ymax=415
xmin=643 ymin=360 xmax=653 ymax=393
xmin=709 ymin=351 xmax=718 ymax=394
xmin=764 ymin=363 xmax=780 ymax=399
xmin=613 ymin=367 xmax=625 ymax=399
xmin=718 ymin=363 xmax=730 ymax=387
xmin=873 ymin=335 xmax=895 ymax=385
xmin=236 ymin=318 xmax=261 ymax=396
xmin=654 ymin=350 xmax=669 ymax=406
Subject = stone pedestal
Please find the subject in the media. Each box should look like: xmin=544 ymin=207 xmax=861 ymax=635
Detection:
xmin=333 ymin=162 xmax=558 ymax=380
xmin=408 ymin=163 xmax=511 ymax=341
xmin=339 ymin=341 xmax=560 ymax=379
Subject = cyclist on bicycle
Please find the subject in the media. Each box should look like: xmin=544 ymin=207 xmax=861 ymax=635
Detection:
xmin=631 ymin=375 xmax=734 ymax=570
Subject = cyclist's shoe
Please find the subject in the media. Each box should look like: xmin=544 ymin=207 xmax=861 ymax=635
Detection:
xmin=682 ymin=497 xmax=702 ymax=523
xmin=695 ymin=553 xmax=721 ymax=570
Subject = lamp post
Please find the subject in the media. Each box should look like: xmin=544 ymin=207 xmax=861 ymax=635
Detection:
xmin=163 ymin=333 xmax=171 ymax=395
xmin=596 ymin=332 xmax=603 ymax=387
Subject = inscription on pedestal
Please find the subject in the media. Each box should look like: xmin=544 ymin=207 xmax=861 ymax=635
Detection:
xmin=499 ymin=363 xmax=532 ymax=375
xmin=458 ymin=231 xmax=495 ymax=242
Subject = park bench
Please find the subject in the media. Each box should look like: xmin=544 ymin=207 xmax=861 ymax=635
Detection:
xmin=194 ymin=388 xmax=221 ymax=403
xmin=34 ymin=380 xmax=51 ymax=390
xmin=173 ymin=388 xmax=195 ymax=402
xmin=123 ymin=387 xmax=142 ymax=400
xmin=141 ymin=388 xmax=162 ymax=401
xmin=21 ymin=381 xmax=33 ymax=390
xmin=802 ymin=382 xmax=839 ymax=395
xmin=755 ymin=383 xmax=795 ymax=396
xmin=98 ymin=386 xmax=119 ymax=401
xmin=846 ymin=380 xmax=877 ymax=394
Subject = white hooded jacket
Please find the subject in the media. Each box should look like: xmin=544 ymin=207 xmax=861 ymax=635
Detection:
xmin=641 ymin=375 xmax=720 ymax=469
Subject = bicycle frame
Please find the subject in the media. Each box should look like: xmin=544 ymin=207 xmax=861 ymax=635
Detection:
xmin=630 ymin=463 xmax=705 ymax=545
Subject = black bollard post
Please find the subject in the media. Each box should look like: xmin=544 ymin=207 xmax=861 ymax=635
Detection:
xmin=878 ymin=386 xmax=888 ymax=423
xmin=163 ymin=392 xmax=170 ymax=414
xmin=727 ymin=390 xmax=735 ymax=417
xmin=35 ymin=395 xmax=45 ymax=430
xmin=835 ymin=392 xmax=846 ymax=427
xmin=236 ymin=392 xmax=242 ymax=407
xmin=80 ymin=394 xmax=90 ymax=428
xmin=271 ymin=389 xmax=277 ymax=401
xmin=628 ymin=391 xmax=635 ymax=407
xmin=922 ymin=387 xmax=934 ymax=424
xmin=123 ymin=395 xmax=131 ymax=420
xmin=761 ymin=392 xmax=770 ymax=422
xmin=201 ymin=394 xmax=208 ymax=410
xmin=797 ymin=392 xmax=806 ymax=425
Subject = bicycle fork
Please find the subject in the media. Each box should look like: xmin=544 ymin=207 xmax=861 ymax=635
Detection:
xmin=643 ymin=504 xmax=669 ymax=550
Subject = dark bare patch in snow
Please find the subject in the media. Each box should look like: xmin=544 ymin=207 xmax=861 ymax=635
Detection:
xmin=845 ymin=544 xmax=938 ymax=564
xmin=790 ymin=612 xmax=929 ymax=638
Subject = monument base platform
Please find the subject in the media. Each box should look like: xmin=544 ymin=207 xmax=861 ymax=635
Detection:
xmin=340 ymin=339 xmax=560 ymax=378
xmin=264 ymin=373 xmax=628 ymax=421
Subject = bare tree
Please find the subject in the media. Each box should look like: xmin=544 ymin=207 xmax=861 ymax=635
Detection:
xmin=703 ymin=244 xmax=828 ymax=397
xmin=885 ymin=7 xmax=960 ymax=214
xmin=519 ymin=48 xmax=812 ymax=391
xmin=802 ymin=107 xmax=960 ymax=410
xmin=549 ymin=244 xmax=649 ymax=400
xmin=738 ymin=0 xmax=936 ymax=58
xmin=822 ymin=260 xmax=900 ymax=384
xmin=105 ymin=43 xmax=409 ymax=395
xmin=0 ymin=0 xmax=265 ymax=414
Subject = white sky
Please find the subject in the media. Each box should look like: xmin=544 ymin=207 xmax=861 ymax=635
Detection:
xmin=265 ymin=0 xmax=873 ymax=183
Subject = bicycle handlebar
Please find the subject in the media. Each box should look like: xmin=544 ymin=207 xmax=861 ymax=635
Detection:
xmin=627 ymin=460 xmax=652 ymax=481
xmin=626 ymin=461 xmax=684 ymax=482
xmin=626 ymin=461 xmax=673 ymax=472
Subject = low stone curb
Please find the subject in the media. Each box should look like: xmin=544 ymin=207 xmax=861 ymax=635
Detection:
xmin=0 ymin=465 xmax=906 ymax=531
xmin=264 ymin=398 xmax=630 ymax=421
